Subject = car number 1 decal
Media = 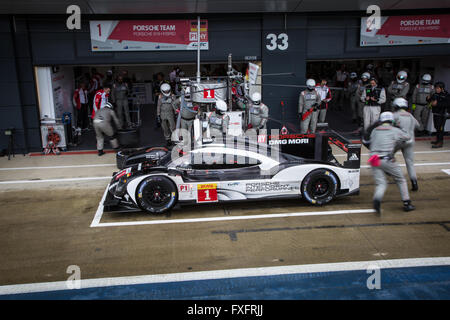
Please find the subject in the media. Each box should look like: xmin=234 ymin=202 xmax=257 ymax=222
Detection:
xmin=197 ymin=183 xmax=218 ymax=203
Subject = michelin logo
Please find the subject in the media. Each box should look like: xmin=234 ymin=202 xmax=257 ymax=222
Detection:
xmin=349 ymin=153 xmax=359 ymax=161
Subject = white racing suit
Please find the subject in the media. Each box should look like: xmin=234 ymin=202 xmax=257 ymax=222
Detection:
xmin=412 ymin=83 xmax=434 ymax=132
xmin=387 ymin=81 xmax=410 ymax=111
xmin=245 ymin=103 xmax=269 ymax=135
xmin=93 ymin=107 xmax=121 ymax=151
xmin=157 ymin=94 xmax=179 ymax=142
xmin=365 ymin=123 xmax=411 ymax=203
xmin=394 ymin=109 xmax=420 ymax=182
xmin=207 ymin=111 xmax=230 ymax=141
xmin=298 ymin=89 xmax=321 ymax=134
xmin=315 ymin=85 xmax=332 ymax=123
xmin=361 ymin=86 xmax=386 ymax=131
xmin=112 ymin=82 xmax=131 ymax=127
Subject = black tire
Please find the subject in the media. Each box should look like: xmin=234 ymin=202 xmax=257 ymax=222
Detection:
xmin=136 ymin=176 xmax=178 ymax=214
xmin=117 ymin=128 xmax=140 ymax=148
xmin=301 ymin=169 xmax=338 ymax=206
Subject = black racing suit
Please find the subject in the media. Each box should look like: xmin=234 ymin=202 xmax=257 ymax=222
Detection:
xmin=430 ymin=91 xmax=450 ymax=143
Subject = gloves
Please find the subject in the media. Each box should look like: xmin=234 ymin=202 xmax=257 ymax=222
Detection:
xmin=247 ymin=123 xmax=253 ymax=129
xmin=157 ymin=115 xmax=161 ymax=123
xmin=412 ymin=104 xmax=416 ymax=111
xmin=175 ymin=109 xmax=180 ymax=114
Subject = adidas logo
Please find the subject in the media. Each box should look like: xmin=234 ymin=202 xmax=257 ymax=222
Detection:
xmin=349 ymin=153 xmax=359 ymax=161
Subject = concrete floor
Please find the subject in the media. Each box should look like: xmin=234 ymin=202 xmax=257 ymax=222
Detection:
xmin=0 ymin=140 xmax=449 ymax=295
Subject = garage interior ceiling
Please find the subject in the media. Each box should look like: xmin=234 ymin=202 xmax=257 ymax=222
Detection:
xmin=1 ymin=0 xmax=450 ymax=14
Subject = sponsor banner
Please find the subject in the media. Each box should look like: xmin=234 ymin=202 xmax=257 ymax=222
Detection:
xmin=248 ymin=62 xmax=259 ymax=85
xmin=360 ymin=14 xmax=450 ymax=46
xmin=90 ymin=20 xmax=208 ymax=51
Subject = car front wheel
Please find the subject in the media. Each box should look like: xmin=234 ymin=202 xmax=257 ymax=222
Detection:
xmin=136 ymin=176 xmax=178 ymax=214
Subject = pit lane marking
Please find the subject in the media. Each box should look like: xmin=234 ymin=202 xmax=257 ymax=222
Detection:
xmin=0 ymin=177 xmax=111 ymax=184
xmin=0 ymin=164 xmax=116 ymax=171
xmin=91 ymin=183 xmax=375 ymax=228
xmin=360 ymin=162 xmax=450 ymax=169
xmin=442 ymin=169 xmax=450 ymax=176
xmin=0 ymin=257 xmax=449 ymax=296
xmin=334 ymin=150 xmax=450 ymax=157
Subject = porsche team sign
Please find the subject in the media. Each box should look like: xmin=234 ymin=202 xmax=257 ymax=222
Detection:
xmin=90 ymin=20 xmax=209 ymax=51
xmin=360 ymin=14 xmax=450 ymax=46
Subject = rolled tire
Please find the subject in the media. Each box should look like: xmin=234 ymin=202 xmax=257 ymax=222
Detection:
xmin=117 ymin=128 xmax=140 ymax=148
xmin=301 ymin=169 xmax=338 ymax=206
xmin=136 ymin=176 xmax=178 ymax=214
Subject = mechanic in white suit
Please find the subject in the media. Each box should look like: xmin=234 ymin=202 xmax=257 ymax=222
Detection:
xmin=393 ymin=97 xmax=420 ymax=192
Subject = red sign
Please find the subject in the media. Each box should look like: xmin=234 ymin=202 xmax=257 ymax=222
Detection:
xmin=203 ymin=89 xmax=215 ymax=99
xmin=90 ymin=20 xmax=209 ymax=51
xmin=197 ymin=183 xmax=218 ymax=203
xmin=361 ymin=14 xmax=450 ymax=46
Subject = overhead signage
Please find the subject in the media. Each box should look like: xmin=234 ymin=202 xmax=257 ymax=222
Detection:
xmin=90 ymin=20 xmax=209 ymax=51
xmin=360 ymin=14 xmax=450 ymax=46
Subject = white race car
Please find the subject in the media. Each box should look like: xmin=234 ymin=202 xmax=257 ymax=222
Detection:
xmin=105 ymin=128 xmax=361 ymax=214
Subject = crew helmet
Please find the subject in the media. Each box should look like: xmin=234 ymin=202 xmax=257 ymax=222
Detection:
xmin=361 ymin=72 xmax=371 ymax=80
xmin=350 ymin=72 xmax=357 ymax=79
xmin=160 ymin=83 xmax=171 ymax=96
xmin=380 ymin=111 xmax=394 ymax=123
xmin=215 ymin=99 xmax=227 ymax=113
xmin=392 ymin=97 xmax=408 ymax=109
xmin=184 ymin=86 xmax=191 ymax=100
xmin=397 ymin=71 xmax=408 ymax=83
xmin=251 ymin=92 xmax=261 ymax=105
xmin=306 ymin=79 xmax=316 ymax=90
xmin=421 ymin=74 xmax=432 ymax=84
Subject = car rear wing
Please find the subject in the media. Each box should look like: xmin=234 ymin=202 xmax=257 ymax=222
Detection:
xmin=265 ymin=123 xmax=361 ymax=169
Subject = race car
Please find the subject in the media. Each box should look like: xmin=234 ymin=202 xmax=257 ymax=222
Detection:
xmin=104 ymin=125 xmax=361 ymax=214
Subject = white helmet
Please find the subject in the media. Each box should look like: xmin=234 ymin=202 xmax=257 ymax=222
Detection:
xmin=350 ymin=72 xmax=357 ymax=79
xmin=380 ymin=111 xmax=394 ymax=123
xmin=306 ymin=79 xmax=316 ymax=90
xmin=251 ymin=92 xmax=261 ymax=105
xmin=105 ymin=102 xmax=114 ymax=109
xmin=215 ymin=99 xmax=227 ymax=113
xmin=422 ymin=74 xmax=432 ymax=84
xmin=397 ymin=71 xmax=407 ymax=83
xmin=184 ymin=86 xmax=191 ymax=100
xmin=361 ymin=72 xmax=371 ymax=80
xmin=160 ymin=83 xmax=171 ymax=96
xmin=392 ymin=97 xmax=408 ymax=109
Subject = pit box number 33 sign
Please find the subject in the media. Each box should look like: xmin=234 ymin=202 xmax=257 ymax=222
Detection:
xmin=197 ymin=183 xmax=218 ymax=203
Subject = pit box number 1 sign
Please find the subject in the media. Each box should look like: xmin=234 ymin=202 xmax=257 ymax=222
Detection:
xmin=197 ymin=183 xmax=218 ymax=203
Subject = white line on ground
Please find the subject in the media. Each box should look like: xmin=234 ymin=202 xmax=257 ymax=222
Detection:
xmin=90 ymin=186 xmax=110 ymax=227
xmin=0 ymin=257 xmax=449 ymax=296
xmin=0 ymin=164 xmax=115 ymax=171
xmin=91 ymin=208 xmax=376 ymax=228
xmin=334 ymin=149 xmax=450 ymax=157
xmin=360 ymin=162 xmax=450 ymax=169
xmin=0 ymin=177 xmax=111 ymax=184
xmin=442 ymin=169 xmax=450 ymax=176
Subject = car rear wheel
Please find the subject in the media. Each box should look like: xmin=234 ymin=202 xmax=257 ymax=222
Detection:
xmin=301 ymin=169 xmax=338 ymax=206
xmin=136 ymin=176 xmax=178 ymax=214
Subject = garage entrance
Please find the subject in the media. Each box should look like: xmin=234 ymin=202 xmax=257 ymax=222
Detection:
xmin=306 ymin=56 xmax=449 ymax=136
xmin=34 ymin=62 xmax=251 ymax=152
